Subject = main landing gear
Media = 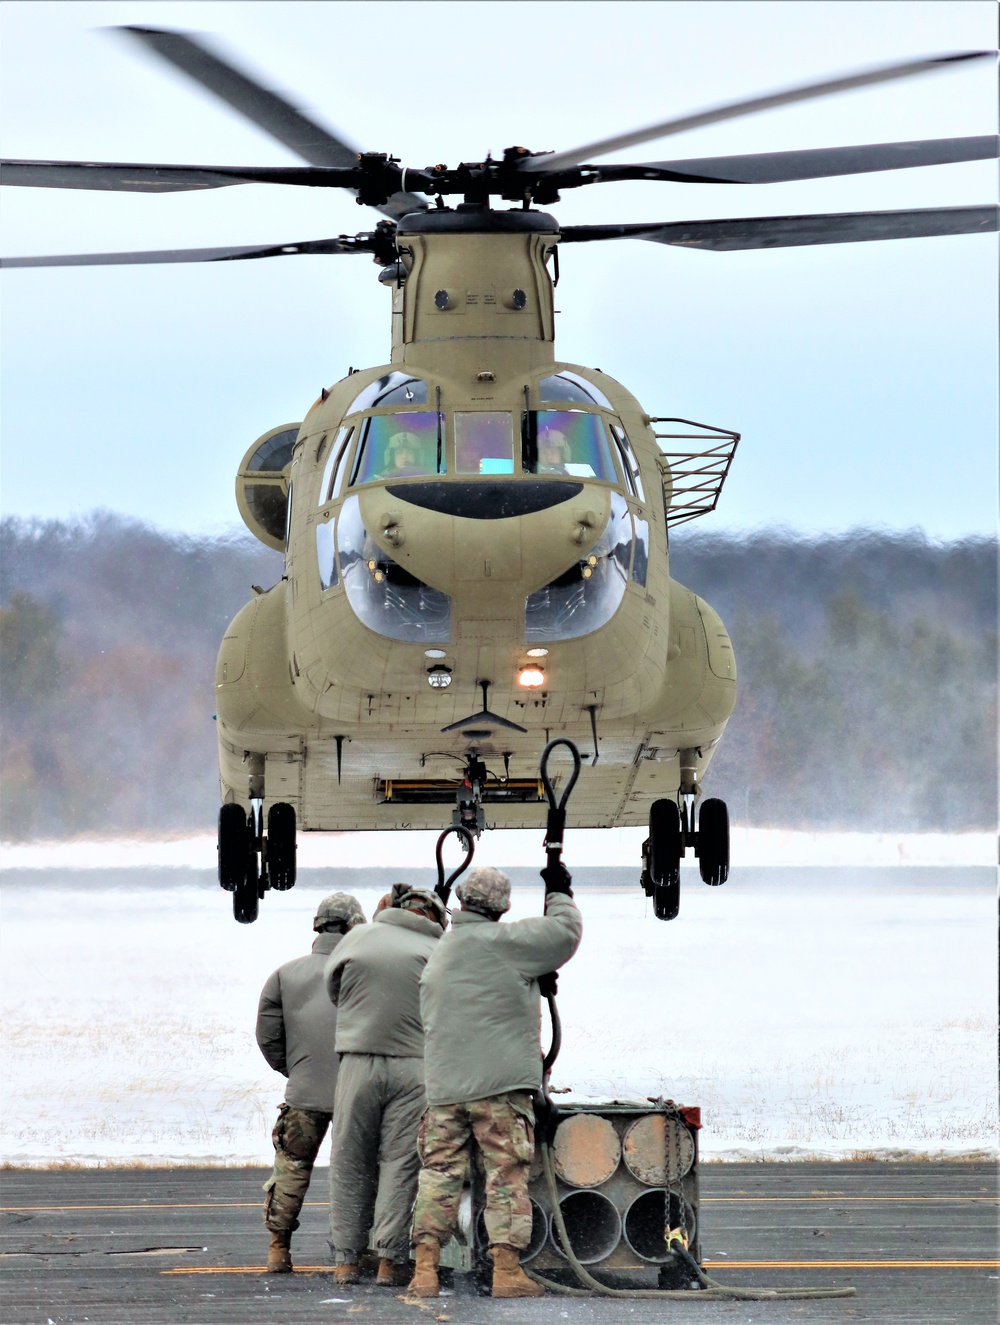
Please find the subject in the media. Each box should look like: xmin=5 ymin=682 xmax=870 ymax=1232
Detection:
xmin=640 ymin=760 xmax=729 ymax=921
xmin=218 ymin=800 xmax=297 ymax=924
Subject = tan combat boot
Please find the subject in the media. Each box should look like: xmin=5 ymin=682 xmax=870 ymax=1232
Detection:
xmin=491 ymin=1244 xmax=544 ymax=1298
xmin=376 ymin=1257 xmax=410 ymax=1287
xmin=407 ymin=1239 xmax=440 ymax=1297
xmin=333 ymin=1261 xmax=359 ymax=1286
xmin=266 ymin=1230 xmax=292 ymax=1273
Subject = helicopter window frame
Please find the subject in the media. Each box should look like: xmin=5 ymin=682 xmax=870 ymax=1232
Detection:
xmin=609 ymin=422 xmax=646 ymax=502
xmin=316 ymin=514 xmax=339 ymax=591
xmin=521 ymin=408 xmax=619 ymax=483
xmin=349 ymin=411 xmax=445 ymax=487
xmin=538 ymin=371 xmax=614 ymax=411
xmin=318 ymin=425 xmax=353 ymax=507
xmin=344 ymin=372 xmax=429 ymax=417
xmin=454 ymin=411 xmax=516 ymax=476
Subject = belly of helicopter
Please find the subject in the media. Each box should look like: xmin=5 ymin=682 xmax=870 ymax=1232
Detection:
xmin=215 ymin=565 xmax=736 ymax=832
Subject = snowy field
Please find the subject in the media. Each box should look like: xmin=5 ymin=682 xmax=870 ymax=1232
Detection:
xmin=1 ymin=859 xmax=996 ymax=1167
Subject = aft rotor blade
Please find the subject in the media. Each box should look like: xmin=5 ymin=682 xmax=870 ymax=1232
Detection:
xmin=525 ymin=51 xmax=997 ymax=172
xmin=559 ymin=205 xmax=999 ymax=251
xmin=0 ymin=237 xmax=369 ymax=268
xmin=117 ymin=26 xmax=428 ymax=219
xmin=593 ymin=135 xmax=1000 ymax=185
xmin=0 ymin=159 xmax=366 ymax=193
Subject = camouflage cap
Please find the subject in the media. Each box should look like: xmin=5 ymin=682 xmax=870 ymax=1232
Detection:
xmin=313 ymin=892 xmax=366 ymax=932
xmin=390 ymin=883 xmax=447 ymax=929
xmin=455 ymin=866 xmax=511 ymax=916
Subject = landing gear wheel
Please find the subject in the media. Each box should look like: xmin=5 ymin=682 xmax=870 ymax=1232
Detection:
xmin=649 ymin=798 xmax=682 ymax=922
xmin=698 ymin=797 xmax=730 ymax=886
xmin=234 ymin=810 xmax=260 ymax=924
xmin=217 ymin=803 xmax=248 ymax=892
xmin=267 ymin=802 xmax=297 ymax=891
xmin=653 ymin=872 xmax=680 ymax=921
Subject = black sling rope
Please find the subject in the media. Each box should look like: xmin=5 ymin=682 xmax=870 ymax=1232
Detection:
xmin=433 ymin=823 xmax=475 ymax=906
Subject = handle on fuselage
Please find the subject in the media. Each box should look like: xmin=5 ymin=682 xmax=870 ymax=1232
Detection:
xmin=434 ymin=824 xmax=475 ymax=905
xmin=540 ymin=737 xmax=582 ymax=870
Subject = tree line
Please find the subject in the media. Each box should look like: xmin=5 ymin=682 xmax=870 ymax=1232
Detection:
xmin=1 ymin=513 xmax=995 ymax=839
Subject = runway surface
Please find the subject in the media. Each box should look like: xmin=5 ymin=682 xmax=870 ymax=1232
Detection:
xmin=2 ymin=1163 xmax=996 ymax=1324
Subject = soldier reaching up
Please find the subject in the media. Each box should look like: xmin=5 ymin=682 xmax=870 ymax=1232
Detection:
xmin=409 ymin=863 xmax=582 ymax=1299
xmin=255 ymin=892 xmax=366 ymax=1273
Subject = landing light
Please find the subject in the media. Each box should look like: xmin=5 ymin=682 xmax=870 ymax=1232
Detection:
xmin=427 ymin=665 xmax=453 ymax=689
xmin=518 ymin=666 xmax=546 ymax=689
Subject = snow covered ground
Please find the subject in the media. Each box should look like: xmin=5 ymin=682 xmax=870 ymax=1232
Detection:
xmin=1 ymin=862 xmax=996 ymax=1167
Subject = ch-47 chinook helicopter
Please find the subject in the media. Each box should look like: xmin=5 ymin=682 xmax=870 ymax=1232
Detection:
xmin=3 ymin=29 xmax=997 ymax=923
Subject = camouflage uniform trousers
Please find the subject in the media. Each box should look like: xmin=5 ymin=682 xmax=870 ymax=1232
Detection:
xmin=411 ymin=1091 xmax=536 ymax=1250
xmin=263 ymin=1104 xmax=332 ymax=1233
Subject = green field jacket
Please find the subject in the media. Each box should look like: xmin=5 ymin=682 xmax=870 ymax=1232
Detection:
xmin=256 ymin=931 xmax=343 ymax=1112
xmin=325 ymin=908 xmax=442 ymax=1057
xmin=419 ymin=893 xmax=582 ymax=1107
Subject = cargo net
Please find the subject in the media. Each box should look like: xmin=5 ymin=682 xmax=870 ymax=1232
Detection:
xmin=650 ymin=418 xmax=740 ymax=528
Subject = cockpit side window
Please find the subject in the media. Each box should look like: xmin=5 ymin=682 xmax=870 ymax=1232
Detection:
xmin=350 ymin=413 xmax=442 ymax=485
xmin=455 ymin=412 xmax=514 ymax=475
xmin=522 ymin=410 xmax=618 ymax=482
xmin=318 ymin=425 xmax=353 ymax=506
xmin=609 ymin=422 xmax=646 ymax=501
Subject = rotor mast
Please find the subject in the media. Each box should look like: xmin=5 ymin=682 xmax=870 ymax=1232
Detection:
xmin=389 ymin=208 xmax=560 ymax=374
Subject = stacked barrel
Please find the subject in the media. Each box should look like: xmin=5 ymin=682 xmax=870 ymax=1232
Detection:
xmin=472 ymin=1101 xmax=701 ymax=1278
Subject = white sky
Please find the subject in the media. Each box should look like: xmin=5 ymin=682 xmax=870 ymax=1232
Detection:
xmin=1 ymin=1 xmax=997 ymax=539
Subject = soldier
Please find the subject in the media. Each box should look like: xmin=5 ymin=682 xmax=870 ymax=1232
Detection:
xmin=325 ymin=884 xmax=447 ymax=1287
xmin=255 ymin=892 xmax=366 ymax=1273
xmin=409 ymin=863 xmax=582 ymax=1299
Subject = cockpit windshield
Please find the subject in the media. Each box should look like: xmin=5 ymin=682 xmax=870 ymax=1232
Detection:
xmin=522 ymin=410 xmax=619 ymax=481
xmin=350 ymin=413 xmax=442 ymax=484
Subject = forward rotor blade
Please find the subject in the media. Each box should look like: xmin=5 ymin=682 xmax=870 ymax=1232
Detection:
xmin=0 ymin=160 xmax=364 ymax=193
xmin=117 ymin=26 xmax=428 ymax=219
xmin=592 ymin=135 xmax=1000 ymax=186
xmin=559 ymin=205 xmax=999 ymax=251
xmin=525 ymin=51 xmax=997 ymax=172
xmin=0 ymin=237 xmax=369 ymax=268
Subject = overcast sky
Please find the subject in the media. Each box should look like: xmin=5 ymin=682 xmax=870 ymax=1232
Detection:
xmin=1 ymin=0 xmax=997 ymax=540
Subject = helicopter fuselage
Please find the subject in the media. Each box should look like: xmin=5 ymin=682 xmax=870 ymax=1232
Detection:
xmin=216 ymin=208 xmax=736 ymax=829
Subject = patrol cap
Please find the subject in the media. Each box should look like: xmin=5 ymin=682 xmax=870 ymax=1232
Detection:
xmin=390 ymin=883 xmax=447 ymax=929
xmin=313 ymin=892 xmax=366 ymax=932
xmin=456 ymin=866 xmax=511 ymax=916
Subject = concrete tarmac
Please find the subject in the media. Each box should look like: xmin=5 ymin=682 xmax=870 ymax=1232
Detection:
xmin=1 ymin=1162 xmax=996 ymax=1325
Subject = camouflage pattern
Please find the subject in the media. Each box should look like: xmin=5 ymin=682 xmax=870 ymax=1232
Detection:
xmin=390 ymin=883 xmax=447 ymax=929
xmin=411 ymin=1091 xmax=535 ymax=1249
xmin=456 ymin=866 xmax=511 ymax=916
xmin=263 ymin=1104 xmax=331 ymax=1232
xmin=314 ymin=893 xmax=366 ymax=932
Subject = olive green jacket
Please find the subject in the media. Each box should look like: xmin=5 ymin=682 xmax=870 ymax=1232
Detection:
xmin=419 ymin=893 xmax=582 ymax=1107
xmin=325 ymin=908 xmax=443 ymax=1057
xmin=256 ymin=930 xmax=343 ymax=1112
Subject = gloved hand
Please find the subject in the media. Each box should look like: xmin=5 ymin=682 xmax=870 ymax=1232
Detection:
xmin=541 ymin=863 xmax=573 ymax=896
xmin=538 ymin=970 xmax=558 ymax=997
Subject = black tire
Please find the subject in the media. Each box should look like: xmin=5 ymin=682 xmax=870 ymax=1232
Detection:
xmin=234 ymin=811 xmax=260 ymax=923
xmin=653 ymin=874 xmax=680 ymax=921
xmin=218 ymin=803 xmax=248 ymax=891
xmin=698 ymin=797 xmax=730 ymax=886
xmin=649 ymin=798 xmax=682 ymax=886
xmin=267 ymin=802 xmax=297 ymax=891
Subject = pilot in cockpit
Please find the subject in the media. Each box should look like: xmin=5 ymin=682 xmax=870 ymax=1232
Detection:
xmin=384 ymin=430 xmax=429 ymax=478
xmin=536 ymin=426 xmax=571 ymax=475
